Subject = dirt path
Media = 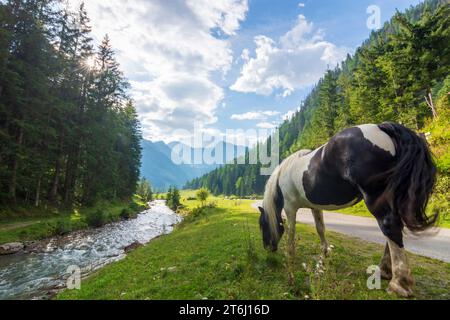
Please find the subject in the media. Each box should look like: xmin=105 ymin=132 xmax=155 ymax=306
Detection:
xmin=252 ymin=201 xmax=450 ymax=263
xmin=0 ymin=220 xmax=42 ymax=232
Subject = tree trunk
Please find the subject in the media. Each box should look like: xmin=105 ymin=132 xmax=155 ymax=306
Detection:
xmin=424 ymin=92 xmax=438 ymax=119
xmin=63 ymin=141 xmax=81 ymax=207
xmin=48 ymin=131 xmax=65 ymax=204
xmin=63 ymin=154 xmax=75 ymax=207
xmin=9 ymin=127 xmax=24 ymax=203
xmin=63 ymin=74 xmax=89 ymax=207
xmin=35 ymin=176 xmax=41 ymax=207
xmin=49 ymin=158 xmax=61 ymax=203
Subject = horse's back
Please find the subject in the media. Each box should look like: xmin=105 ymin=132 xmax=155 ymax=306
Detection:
xmin=327 ymin=125 xmax=397 ymax=192
xmin=289 ymin=124 xmax=396 ymax=210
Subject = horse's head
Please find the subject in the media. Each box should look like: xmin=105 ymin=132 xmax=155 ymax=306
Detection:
xmin=258 ymin=206 xmax=284 ymax=252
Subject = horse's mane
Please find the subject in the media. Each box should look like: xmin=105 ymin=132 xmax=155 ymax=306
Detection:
xmin=262 ymin=165 xmax=282 ymax=238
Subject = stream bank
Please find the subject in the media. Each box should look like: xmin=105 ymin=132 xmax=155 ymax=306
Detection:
xmin=0 ymin=200 xmax=181 ymax=300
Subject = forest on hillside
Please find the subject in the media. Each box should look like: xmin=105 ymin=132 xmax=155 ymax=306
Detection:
xmin=0 ymin=0 xmax=142 ymax=208
xmin=185 ymin=0 xmax=449 ymax=202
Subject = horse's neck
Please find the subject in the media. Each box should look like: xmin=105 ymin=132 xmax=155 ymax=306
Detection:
xmin=278 ymin=147 xmax=323 ymax=207
xmin=281 ymin=148 xmax=318 ymax=173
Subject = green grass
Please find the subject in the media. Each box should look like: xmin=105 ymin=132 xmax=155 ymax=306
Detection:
xmin=0 ymin=195 xmax=148 ymax=244
xmin=333 ymin=201 xmax=373 ymax=218
xmin=58 ymin=194 xmax=450 ymax=300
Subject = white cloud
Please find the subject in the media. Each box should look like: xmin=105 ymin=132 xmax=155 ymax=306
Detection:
xmin=231 ymin=110 xmax=280 ymax=121
xmin=240 ymin=48 xmax=250 ymax=62
xmin=132 ymin=74 xmax=223 ymax=140
xmin=230 ymin=14 xmax=348 ymax=97
xmin=283 ymin=110 xmax=296 ymax=120
xmin=186 ymin=0 xmax=249 ymax=36
xmin=298 ymin=3 xmax=305 ymax=8
xmin=68 ymin=0 xmax=248 ymax=141
xmin=256 ymin=122 xmax=277 ymax=129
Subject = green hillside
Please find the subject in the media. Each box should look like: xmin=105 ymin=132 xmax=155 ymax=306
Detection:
xmin=185 ymin=0 xmax=449 ymax=221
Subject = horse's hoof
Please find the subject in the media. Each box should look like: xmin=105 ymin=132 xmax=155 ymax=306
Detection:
xmin=387 ymin=278 xmax=414 ymax=298
xmin=288 ymin=272 xmax=295 ymax=286
xmin=322 ymin=245 xmax=332 ymax=257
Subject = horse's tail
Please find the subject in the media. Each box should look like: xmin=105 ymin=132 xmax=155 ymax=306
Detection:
xmin=378 ymin=122 xmax=437 ymax=232
xmin=263 ymin=165 xmax=284 ymax=240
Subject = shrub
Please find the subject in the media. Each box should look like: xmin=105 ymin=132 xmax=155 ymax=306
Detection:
xmin=206 ymin=201 xmax=217 ymax=209
xmin=136 ymin=178 xmax=153 ymax=202
xmin=54 ymin=219 xmax=72 ymax=235
xmin=86 ymin=209 xmax=107 ymax=228
xmin=107 ymin=212 xmax=120 ymax=223
xmin=191 ymin=206 xmax=206 ymax=218
xmin=430 ymin=175 xmax=450 ymax=226
xmin=185 ymin=205 xmax=215 ymax=222
xmin=196 ymin=188 xmax=210 ymax=207
xmin=120 ymin=208 xmax=136 ymax=220
xmin=435 ymin=175 xmax=450 ymax=195
xmin=129 ymin=201 xmax=143 ymax=213
xmin=167 ymin=187 xmax=181 ymax=211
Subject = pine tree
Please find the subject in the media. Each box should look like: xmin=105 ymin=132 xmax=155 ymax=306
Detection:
xmin=0 ymin=1 xmax=142 ymax=209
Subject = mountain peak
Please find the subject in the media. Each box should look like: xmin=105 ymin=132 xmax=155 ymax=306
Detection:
xmin=140 ymin=140 xmax=245 ymax=191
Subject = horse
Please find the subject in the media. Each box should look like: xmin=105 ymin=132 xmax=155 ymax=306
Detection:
xmin=258 ymin=122 xmax=437 ymax=298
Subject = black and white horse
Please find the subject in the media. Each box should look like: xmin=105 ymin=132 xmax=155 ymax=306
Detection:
xmin=258 ymin=122 xmax=436 ymax=297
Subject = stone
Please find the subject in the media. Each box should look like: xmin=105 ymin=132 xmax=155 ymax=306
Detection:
xmin=24 ymin=241 xmax=47 ymax=254
xmin=0 ymin=242 xmax=24 ymax=255
xmin=124 ymin=241 xmax=143 ymax=253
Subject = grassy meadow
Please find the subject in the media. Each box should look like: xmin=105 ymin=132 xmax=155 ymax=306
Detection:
xmin=58 ymin=192 xmax=450 ymax=300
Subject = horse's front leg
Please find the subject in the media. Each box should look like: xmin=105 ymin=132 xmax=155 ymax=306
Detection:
xmin=311 ymin=209 xmax=330 ymax=256
xmin=285 ymin=207 xmax=297 ymax=284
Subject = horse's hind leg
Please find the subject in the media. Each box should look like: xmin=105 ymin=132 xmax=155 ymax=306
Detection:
xmin=311 ymin=209 xmax=330 ymax=256
xmin=379 ymin=243 xmax=392 ymax=280
xmin=386 ymin=239 xmax=414 ymax=297
xmin=365 ymin=195 xmax=414 ymax=297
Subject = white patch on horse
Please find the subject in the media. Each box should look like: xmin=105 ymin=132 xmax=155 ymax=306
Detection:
xmin=279 ymin=147 xmax=322 ymax=209
xmin=357 ymin=124 xmax=396 ymax=156
xmin=279 ymin=146 xmax=360 ymax=211
xmin=321 ymin=143 xmax=328 ymax=160
xmin=297 ymin=149 xmax=320 ymax=208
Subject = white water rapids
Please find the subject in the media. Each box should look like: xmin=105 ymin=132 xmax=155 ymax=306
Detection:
xmin=0 ymin=200 xmax=181 ymax=300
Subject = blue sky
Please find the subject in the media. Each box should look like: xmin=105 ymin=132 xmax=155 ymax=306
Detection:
xmin=69 ymin=0 xmax=423 ymax=144
xmin=217 ymin=0 xmax=423 ymax=140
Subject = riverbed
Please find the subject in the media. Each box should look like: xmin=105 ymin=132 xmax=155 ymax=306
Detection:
xmin=0 ymin=200 xmax=181 ymax=300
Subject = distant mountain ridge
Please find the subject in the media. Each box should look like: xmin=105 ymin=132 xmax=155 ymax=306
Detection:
xmin=140 ymin=140 xmax=245 ymax=191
